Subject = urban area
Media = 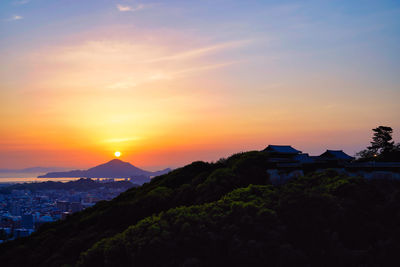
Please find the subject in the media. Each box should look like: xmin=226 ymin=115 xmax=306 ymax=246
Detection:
xmin=0 ymin=178 xmax=135 ymax=242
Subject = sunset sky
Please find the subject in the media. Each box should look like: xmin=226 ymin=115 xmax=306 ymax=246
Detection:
xmin=1 ymin=0 xmax=399 ymax=170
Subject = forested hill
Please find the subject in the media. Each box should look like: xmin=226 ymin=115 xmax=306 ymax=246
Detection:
xmin=1 ymin=151 xmax=400 ymax=266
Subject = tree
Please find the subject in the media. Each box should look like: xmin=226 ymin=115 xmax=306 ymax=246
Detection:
xmin=356 ymin=126 xmax=400 ymax=161
xmin=367 ymin=126 xmax=395 ymax=155
xmin=355 ymin=149 xmax=375 ymax=160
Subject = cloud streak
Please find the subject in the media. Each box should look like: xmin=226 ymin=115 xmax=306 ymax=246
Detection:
xmin=144 ymin=40 xmax=252 ymax=63
xmin=21 ymin=36 xmax=253 ymax=98
xmin=6 ymin=15 xmax=23 ymax=21
xmin=117 ymin=4 xmax=147 ymax=12
xmin=172 ymin=61 xmax=238 ymax=76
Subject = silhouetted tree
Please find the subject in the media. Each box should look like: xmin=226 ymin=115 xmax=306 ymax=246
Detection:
xmin=368 ymin=126 xmax=394 ymax=154
xmin=355 ymin=149 xmax=375 ymax=159
xmin=356 ymin=126 xmax=399 ymax=161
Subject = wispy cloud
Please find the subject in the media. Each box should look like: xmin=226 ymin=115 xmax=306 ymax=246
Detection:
xmin=173 ymin=62 xmax=238 ymax=76
xmin=26 ymin=36 xmax=252 ymax=94
xmin=117 ymin=4 xmax=147 ymax=12
xmin=144 ymin=40 xmax=252 ymax=63
xmin=6 ymin=15 xmax=23 ymax=21
xmin=107 ymin=62 xmax=237 ymax=90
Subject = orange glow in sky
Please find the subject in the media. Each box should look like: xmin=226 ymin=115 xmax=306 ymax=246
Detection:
xmin=0 ymin=1 xmax=399 ymax=170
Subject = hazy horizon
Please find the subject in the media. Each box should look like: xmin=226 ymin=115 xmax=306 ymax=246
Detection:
xmin=1 ymin=0 xmax=399 ymax=169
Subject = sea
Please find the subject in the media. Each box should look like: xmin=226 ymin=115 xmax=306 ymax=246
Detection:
xmin=0 ymin=172 xmax=130 ymax=186
xmin=0 ymin=176 xmax=82 ymax=186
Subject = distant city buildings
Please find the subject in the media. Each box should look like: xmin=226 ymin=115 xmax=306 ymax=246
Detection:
xmin=21 ymin=214 xmax=33 ymax=229
xmin=0 ymin=179 xmax=133 ymax=242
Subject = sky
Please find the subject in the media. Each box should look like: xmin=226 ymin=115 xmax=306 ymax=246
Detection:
xmin=0 ymin=0 xmax=399 ymax=170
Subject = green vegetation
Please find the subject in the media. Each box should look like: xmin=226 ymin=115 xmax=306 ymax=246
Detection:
xmin=1 ymin=151 xmax=400 ymax=266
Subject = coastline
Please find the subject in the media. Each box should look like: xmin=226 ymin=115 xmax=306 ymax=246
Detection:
xmin=0 ymin=177 xmax=83 ymax=185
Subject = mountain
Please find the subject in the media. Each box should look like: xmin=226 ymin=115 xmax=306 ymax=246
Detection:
xmin=37 ymin=159 xmax=171 ymax=179
xmin=1 ymin=151 xmax=400 ymax=266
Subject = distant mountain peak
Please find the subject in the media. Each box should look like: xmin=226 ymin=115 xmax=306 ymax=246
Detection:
xmin=106 ymin=159 xmax=125 ymax=163
xmin=38 ymin=159 xmax=171 ymax=180
xmin=101 ymin=159 xmax=132 ymax=166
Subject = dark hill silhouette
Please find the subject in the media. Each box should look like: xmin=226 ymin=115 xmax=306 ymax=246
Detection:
xmin=3 ymin=151 xmax=400 ymax=266
xmin=37 ymin=159 xmax=171 ymax=178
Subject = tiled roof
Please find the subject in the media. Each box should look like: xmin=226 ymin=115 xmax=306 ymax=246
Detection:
xmin=264 ymin=145 xmax=302 ymax=154
xmin=320 ymin=150 xmax=354 ymax=160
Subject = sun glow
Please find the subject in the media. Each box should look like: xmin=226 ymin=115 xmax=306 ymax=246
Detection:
xmin=114 ymin=151 xmax=121 ymax=157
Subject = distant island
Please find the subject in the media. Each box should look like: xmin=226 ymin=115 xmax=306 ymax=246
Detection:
xmin=38 ymin=159 xmax=171 ymax=181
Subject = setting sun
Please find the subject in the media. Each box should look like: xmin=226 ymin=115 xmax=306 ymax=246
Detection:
xmin=114 ymin=151 xmax=121 ymax=157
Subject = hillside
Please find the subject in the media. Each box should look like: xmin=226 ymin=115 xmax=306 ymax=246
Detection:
xmin=38 ymin=159 xmax=171 ymax=179
xmin=1 ymin=151 xmax=400 ymax=266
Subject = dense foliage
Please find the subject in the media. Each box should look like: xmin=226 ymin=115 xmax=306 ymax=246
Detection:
xmin=1 ymin=151 xmax=400 ymax=266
